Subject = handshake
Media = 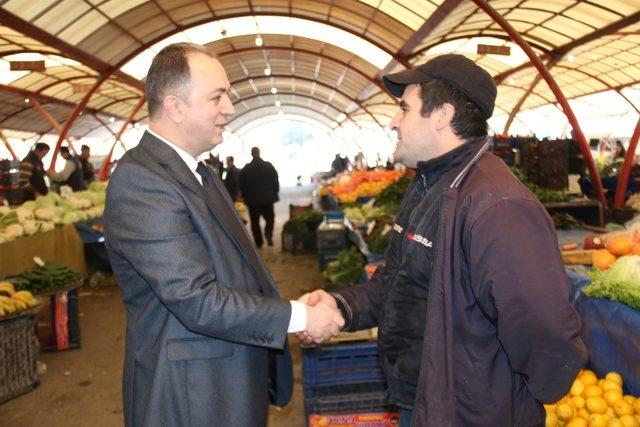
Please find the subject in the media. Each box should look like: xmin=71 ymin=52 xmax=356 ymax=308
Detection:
xmin=296 ymin=290 xmax=344 ymax=344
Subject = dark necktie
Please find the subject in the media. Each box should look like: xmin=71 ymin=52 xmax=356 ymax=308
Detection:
xmin=195 ymin=162 xmax=271 ymax=297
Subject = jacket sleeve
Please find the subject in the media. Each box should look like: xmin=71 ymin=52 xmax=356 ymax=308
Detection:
xmin=103 ymin=163 xmax=291 ymax=349
xmin=466 ymin=198 xmax=587 ymax=403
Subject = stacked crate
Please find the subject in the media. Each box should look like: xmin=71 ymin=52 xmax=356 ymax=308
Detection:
xmin=0 ymin=160 xmax=22 ymax=205
xmin=491 ymin=136 xmax=516 ymax=166
xmin=521 ymin=139 xmax=568 ymax=190
xmin=302 ymin=340 xmax=397 ymax=426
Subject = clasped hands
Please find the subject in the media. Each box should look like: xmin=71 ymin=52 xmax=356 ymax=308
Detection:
xmin=296 ymin=290 xmax=344 ymax=344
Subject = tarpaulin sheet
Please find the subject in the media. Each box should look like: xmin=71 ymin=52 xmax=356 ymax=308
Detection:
xmin=567 ymin=269 xmax=640 ymax=395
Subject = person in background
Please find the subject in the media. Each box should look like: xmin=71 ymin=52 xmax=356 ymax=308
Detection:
xmin=78 ymin=144 xmax=96 ymax=186
xmin=240 ymin=147 xmax=279 ymax=248
xmin=19 ymin=142 xmax=50 ymax=201
xmin=331 ymin=153 xmax=348 ymax=175
xmin=613 ymin=140 xmax=626 ymax=160
xmin=223 ymin=155 xmax=241 ymax=202
xmin=102 ymin=43 xmax=342 ymax=427
xmin=47 ymin=146 xmax=86 ymax=192
xmin=299 ymin=54 xmax=587 ymax=426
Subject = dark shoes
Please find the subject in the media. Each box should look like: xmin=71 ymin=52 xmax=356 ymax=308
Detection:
xmin=267 ymin=237 xmax=274 ymax=246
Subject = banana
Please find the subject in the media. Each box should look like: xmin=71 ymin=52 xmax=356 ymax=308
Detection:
xmin=12 ymin=299 xmax=27 ymax=310
xmin=0 ymin=295 xmax=11 ymax=303
xmin=0 ymin=300 xmax=15 ymax=313
xmin=0 ymin=306 xmax=5 ymax=317
xmin=12 ymin=291 xmax=35 ymax=305
xmin=0 ymin=284 xmax=14 ymax=297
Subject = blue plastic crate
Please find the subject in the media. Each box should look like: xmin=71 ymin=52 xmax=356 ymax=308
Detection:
xmin=304 ymin=380 xmax=387 ymax=399
xmin=302 ymin=341 xmax=384 ymax=387
xmin=304 ymin=391 xmax=392 ymax=415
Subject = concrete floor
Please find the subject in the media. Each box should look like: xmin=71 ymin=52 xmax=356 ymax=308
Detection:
xmin=0 ymin=185 xmax=324 ymax=427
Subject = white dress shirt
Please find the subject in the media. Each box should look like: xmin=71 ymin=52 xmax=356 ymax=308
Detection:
xmin=147 ymin=130 xmax=306 ymax=333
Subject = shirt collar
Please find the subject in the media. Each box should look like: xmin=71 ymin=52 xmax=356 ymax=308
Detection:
xmin=147 ymin=129 xmax=200 ymax=176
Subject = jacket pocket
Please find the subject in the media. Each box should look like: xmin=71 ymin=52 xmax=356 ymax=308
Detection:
xmin=166 ymin=337 xmax=235 ymax=361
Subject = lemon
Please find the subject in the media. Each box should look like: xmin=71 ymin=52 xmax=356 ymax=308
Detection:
xmin=586 ymin=397 xmax=608 ymax=414
xmin=609 ymin=420 xmax=624 ymax=427
xmin=606 ymin=407 xmax=616 ymax=419
xmin=619 ymin=415 xmax=639 ymax=427
xmin=545 ymin=403 xmax=558 ymax=413
xmin=566 ymin=418 xmax=588 ymax=427
xmin=588 ymin=414 xmax=607 ymax=427
xmin=633 ymin=399 xmax=640 ymax=414
xmin=558 ymin=403 xmax=575 ymax=421
xmin=579 ymin=408 xmax=592 ymax=419
xmin=571 ymin=379 xmax=587 ymax=397
xmin=573 ymin=396 xmax=586 ymax=409
xmin=605 ymin=372 xmax=623 ymax=387
xmin=584 ymin=386 xmax=605 ymax=399
xmin=545 ymin=412 xmax=559 ymax=427
xmin=614 ymin=401 xmax=634 ymax=417
xmin=604 ymin=390 xmax=624 ymax=406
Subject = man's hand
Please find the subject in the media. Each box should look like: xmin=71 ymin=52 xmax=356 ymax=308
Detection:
xmin=296 ymin=290 xmax=342 ymax=344
xmin=304 ymin=301 xmax=344 ymax=343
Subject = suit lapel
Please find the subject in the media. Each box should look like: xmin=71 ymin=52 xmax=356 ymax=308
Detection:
xmin=139 ymin=132 xmax=275 ymax=296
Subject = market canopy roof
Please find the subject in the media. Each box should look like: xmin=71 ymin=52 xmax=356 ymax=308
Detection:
xmin=0 ymin=0 xmax=638 ymax=139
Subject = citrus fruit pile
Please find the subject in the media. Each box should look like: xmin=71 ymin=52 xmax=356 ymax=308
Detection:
xmin=545 ymin=370 xmax=640 ymax=427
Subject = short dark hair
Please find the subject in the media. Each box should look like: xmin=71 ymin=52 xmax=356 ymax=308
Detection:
xmin=60 ymin=146 xmax=70 ymax=155
xmin=418 ymin=80 xmax=488 ymax=141
xmin=226 ymin=156 xmax=234 ymax=162
xmin=34 ymin=142 xmax=50 ymax=152
xmin=81 ymin=144 xmax=90 ymax=151
xmin=145 ymin=43 xmax=217 ymax=120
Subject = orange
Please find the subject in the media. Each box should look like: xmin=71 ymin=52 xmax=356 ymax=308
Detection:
xmin=614 ymin=400 xmax=634 ymax=416
xmin=609 ymin=420 xmax=624 ymax=427
xmin=592 ymin=250 xmax=617 ymax=270
xmin=572 ymin=380 xmax=587 ymax=397
xmin=619 ymin=415 xmax=639 ymax=427
xmin=602 ymin=380 xmax=622 ymax=393
xmin=545 ymin=403 xmax=558 ymax=413
xmin=546 ymin=412 xmax=559 ymax=427
xmin=573 ymin=395 xmax=586 ymax=409
xmin=632 ymin=244 xmax=640 ymax=256
xmin=607 ymin=236 xmax=633 ymax=256
xmin=584 ymin=386 xmax=605 ymax=398
xmin=588 ymin=414 xmax=607 ymax=427
xmin=558 ymin=403 xmax=575 ymax=420
xmin=567 ymin=418 xmax=588 ymax=427
xmin=581 ymin=371 xmax=599 ymax=386
xmin=586 ymin=397 xmax=609 ymax=414
xmin=633 ymin=398 xmax=640 ymax=414
xmin=623 ymin=395 xmax=636 ymax=405
xmin=604 ymin=389 xmax=623 ymax=406
xmin=605 ymin=372 xmax=623 ymax=386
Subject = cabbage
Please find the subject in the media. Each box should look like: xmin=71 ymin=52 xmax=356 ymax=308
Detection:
xmin=34 ymin=194 xmax=59 ymax=208
xmin=0 ymin=211 xmax=18 ymax=227
xmin=20 ymin=201 xmax=37 ymax=211
xmin=584 ymin=255 xmax=640 ymax=310
xmin=88 ymin=181 xmax=107 ymax=192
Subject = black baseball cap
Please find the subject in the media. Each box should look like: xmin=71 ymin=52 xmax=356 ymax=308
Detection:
xmin=382 ymin=54 xmax=497 ymax=119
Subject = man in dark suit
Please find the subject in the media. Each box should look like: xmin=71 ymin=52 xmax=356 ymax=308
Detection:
xmin=239 ymin=147 xmax=279 ymax=247
xmin=103 ymin=43 xmax=343 ymax=427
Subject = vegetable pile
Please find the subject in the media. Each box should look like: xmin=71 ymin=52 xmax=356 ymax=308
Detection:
xmin=0 ymin=181 xmax=107 ymax=243
xmin=282 ymin=209 xmax=324 ymax=237
xmin=14 ymin=262 xmax=80 ymax=293
xmin=584 ymin=255 xmax=640 ymax=310
xmin=323 ymin=247 xmax=365 ymax=285
xmin=511 ymin=167 xmax=569 ymax=203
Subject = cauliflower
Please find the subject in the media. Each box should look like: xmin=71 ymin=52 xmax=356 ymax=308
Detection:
xmin=0 ymin=206 xmax=10 ymax=216
xmin=15 ymin=207 xmax=34 ymax=222
xmin=38 ymin=221 xmax=55 ymax=232
xmin=4 ymin=223 xmax=24 ymax=238
xmin=34 ymin=207 xmax=56 ymax=221
xmin=22 ymin=220 xmax=40 ymax=236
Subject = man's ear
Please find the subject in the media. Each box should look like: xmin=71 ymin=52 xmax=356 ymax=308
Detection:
xmin=434 ymin=103 xmax=455 ymax=131
xmin=163 ymin=95 xmax=184 ymax=124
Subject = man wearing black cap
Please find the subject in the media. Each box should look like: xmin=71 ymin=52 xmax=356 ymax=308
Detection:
xmin=299 ymin=54 xmax=586 ymax=426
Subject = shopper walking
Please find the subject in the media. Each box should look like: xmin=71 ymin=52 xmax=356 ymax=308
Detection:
xmin=299 ymin=54 xmax=587 ymax=427
xmin=239 ymin=147 xmax=279 ymax=248
xmin=78 ymin=144 xmax=96 ymax=186
xmin=19 ymin=142 xmax=49 ymax=201
xmin=103 ymin=43 xmax=343 ymax=427
xmin=223 ymin=155 xmax=241 ymax=202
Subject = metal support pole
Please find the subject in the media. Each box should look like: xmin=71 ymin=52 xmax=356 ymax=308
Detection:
xmin=470 ymin=0 xmax=606 ymax=208
xmin=613 ymin=117 xmax=640 ymax=208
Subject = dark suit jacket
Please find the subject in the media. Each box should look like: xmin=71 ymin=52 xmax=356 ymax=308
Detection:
xmin=103 ymin=132 xmax=293 ymax=427
xmin=239 ymin=157 xmax=279 ymax=205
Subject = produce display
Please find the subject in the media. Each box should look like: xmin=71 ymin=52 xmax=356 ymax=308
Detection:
xmin=545 ymin=369 xmax=640 ymax=427
xmin=0 ymin=281 xmax=40 ymax=317
xmin=329 ymin=171 xmax=404 ymax=204
xmin=0 ymin=180 xmax=107 ymax=243
xmin=13 ymin=262 xmax=80 ymax=293
xmin=323 ymin=247 xmax=365 ymax=285
xmin=585 ymin=255 xmax=640 ymax=310
xmin=511 ymin=167 xmax=569 ymax=203
xmin=342 ymin=199 xmax=396 ymax=224
xmin=366 ymin=228 xmax=390 ymax=254
xmin=373 ymin=173 xmax=413 ymax=211
xmin=283 ymin=210 xmax=324 ymax=237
